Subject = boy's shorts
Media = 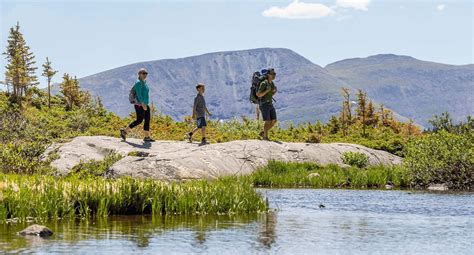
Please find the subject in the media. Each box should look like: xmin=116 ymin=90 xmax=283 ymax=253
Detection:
xmin=260 ymin=103 xmax=277 ymax=121
xmin=196 ymin=117 xmax=207 ymax=128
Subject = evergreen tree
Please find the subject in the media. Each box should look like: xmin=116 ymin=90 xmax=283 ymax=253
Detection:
xmin=328 ymin=115 xmax=340 ymax=134
xmin=366 ymin=100 xmax=377 ymax=126
xmin=60 ymin=73 xmax=89 ymax=110
xmin=356 ymin=89 xmax=367 ymax=136
xmin=3 ymin=22 xmax=38 ymax=105
xmin=340 ymin=87 xmax=352 ymax=136
xmin=42 ymin=57 xmax=58 ymax=108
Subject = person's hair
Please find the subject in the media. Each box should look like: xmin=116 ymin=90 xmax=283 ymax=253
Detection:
xmin=196 ymin=84 xmax=205 ymax=90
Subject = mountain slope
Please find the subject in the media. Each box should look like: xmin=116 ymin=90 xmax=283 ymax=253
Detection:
xmin=74 ymin=48 xmax=352 ymax=123
xmin=325 ymin=54 xmax=474 ymax=126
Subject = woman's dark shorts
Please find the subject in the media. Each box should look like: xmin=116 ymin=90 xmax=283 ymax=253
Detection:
xmin=259 ymin=102 xmax=277 ymax=121
xmin=196 ymin=117 xmax=207 ymax=128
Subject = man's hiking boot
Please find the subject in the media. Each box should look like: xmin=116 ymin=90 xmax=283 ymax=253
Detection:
xmin=262 ymin=136 xmax=271 ymax=141
xmin=143 ymin=137 xmax=155 ymax=142
xmin=198 ymin=138 xmax=208 ymax=146
xmin=186 ymin=132 xmax=193 ymax=143
xmin=120 ymin=128 xmax=127 ymax=141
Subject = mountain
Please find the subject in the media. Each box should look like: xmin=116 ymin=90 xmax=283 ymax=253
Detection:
xmin=325 ymin=54 xmax=474 ymax=126
xmin=57 ymin=48 xmax=472 ymax=127
xmin=71 ymin=48 xmax=354 ymax=124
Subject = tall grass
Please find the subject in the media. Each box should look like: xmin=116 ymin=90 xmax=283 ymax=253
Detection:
xmin=0 ymin=174 xmax=267 ymax=222
xmin=250 ymin=160 xmax=410 ymax=189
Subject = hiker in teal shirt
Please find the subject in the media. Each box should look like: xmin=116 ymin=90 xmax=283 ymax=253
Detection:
xmin=134 ymin=79 xmax=149 ymax=106
xmin=120 ymin=68 xmax=155 ymax=142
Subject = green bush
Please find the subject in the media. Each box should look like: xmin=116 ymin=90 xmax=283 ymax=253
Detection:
xmin=342 ymin=151 xmax=369 ymax=168
xmin=404 ymin=130 xmax=474 ymax=190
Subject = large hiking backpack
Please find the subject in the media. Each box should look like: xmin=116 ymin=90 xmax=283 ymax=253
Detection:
xmin=249 ymin=69 xmax=267 ymax=104
xmin=129 ymin=85 xmax=138 ymax=104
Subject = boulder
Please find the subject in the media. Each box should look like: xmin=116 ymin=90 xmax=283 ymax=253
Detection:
xmin=427 ymin=184 xmax=448 ymax=191
xmin=43 ymin=136 xmax=402 ymax=180
xmin=17 ymin=224 xmax=53 ymax=237
xmin=308 ymin=173 xmax=320 ymax=178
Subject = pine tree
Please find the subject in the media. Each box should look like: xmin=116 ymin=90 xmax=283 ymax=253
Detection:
xmin=42 ymin=57 xmax=58 ymax=108
xmin=60 ymin=73 xmax=89 ymax=110
xmin=328 ymin=115 xmax=340 ymax=134
xmin=3 ymin=22 xmax=38 ymax=105
xmin=366 ymin=100 xmax=377 ymax=126
xmin=356 ymin=89 xmax=367 ymax=136
xmin=340 ymin=87 xmax=352 ymax=136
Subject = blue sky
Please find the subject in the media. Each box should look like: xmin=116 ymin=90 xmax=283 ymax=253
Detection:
xmin=1 ymin=0 xmax=473 ymax=87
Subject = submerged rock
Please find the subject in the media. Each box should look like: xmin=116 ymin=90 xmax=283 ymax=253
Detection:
xmin=43 ymin=136 xmax=402 ymax=181
xmin=17 ymin=224 xmax=53 ymax=237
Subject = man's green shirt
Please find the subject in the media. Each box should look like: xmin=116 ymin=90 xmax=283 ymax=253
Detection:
xmin=258 ymin=80 xmax=275 ymax=104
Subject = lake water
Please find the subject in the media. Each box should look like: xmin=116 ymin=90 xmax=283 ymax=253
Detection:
xmin=1 ymin=189 xmax=473 ymax=254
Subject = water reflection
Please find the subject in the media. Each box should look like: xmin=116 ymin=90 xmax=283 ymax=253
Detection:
xmin=1 ymin=189 xmax=472 ymax=254
xmin=258 ymin=211 xmax=277 ymax=248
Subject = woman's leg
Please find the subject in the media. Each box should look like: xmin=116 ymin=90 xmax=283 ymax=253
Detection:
xmin=126 ymin=105 xmax=144 ymax=132
xmin=143 ymin=106 xmax=151 ymax=137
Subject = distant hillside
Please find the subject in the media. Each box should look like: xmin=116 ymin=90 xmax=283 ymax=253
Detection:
xmin=66 ymin=48 xmax=355 ymax=124
xmin=325 ymin=54 xmax=474 ymax=126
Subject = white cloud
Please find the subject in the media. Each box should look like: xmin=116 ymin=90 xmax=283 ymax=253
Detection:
xmin=262 ymin=0 xmax=335 ymax=19
xmin=336 ymin=0 xmax=371 ymax=11
xmin=437 ymin=4 xmax=446 ymax=11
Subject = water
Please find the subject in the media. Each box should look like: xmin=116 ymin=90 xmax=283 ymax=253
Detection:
xmin=1 ymin=189 xmax=473 ymax=254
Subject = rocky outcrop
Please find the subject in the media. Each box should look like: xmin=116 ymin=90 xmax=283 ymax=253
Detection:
xmin=17 ymin=225 xmax=53 ymax=237
xmin=43 ymin=136 xmax=402 ymax=180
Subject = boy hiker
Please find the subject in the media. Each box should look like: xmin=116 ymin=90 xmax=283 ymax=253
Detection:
xmin=187 ymin=83 xmax=212 ymax=145
xmin=120 ymin=68 xmax=155 ymax=142
xmin=256 ymin=68 xmax=278 ymax=141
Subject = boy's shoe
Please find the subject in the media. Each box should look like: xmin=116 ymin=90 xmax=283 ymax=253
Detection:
xmin=120 ymin=128 xmax=127 ymax=141
xmin=143 ymin=137 xmax=155 ymax=142
xmin=186 ymin=132 xmax=193 ymax=143
xmin=198 ymin=138 xmax=209 ymax=146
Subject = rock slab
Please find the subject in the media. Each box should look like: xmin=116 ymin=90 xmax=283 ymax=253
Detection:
xmin=43 ymin=136 xmax=402 ymax=180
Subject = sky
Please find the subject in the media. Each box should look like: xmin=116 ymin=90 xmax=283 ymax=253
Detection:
xmin=1 ymin=0 xmax=473 ymax=87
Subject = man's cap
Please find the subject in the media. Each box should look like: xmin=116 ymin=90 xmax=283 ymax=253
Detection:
xmin=138 ymin=68 xmax=148 ymax=74
xmin=267 ymin=68 xmax=276 ymax=75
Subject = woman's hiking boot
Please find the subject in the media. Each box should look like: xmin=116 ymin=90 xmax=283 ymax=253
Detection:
xmin=143 ymin=137 xmax=155 ymax=142
xmin=120 ymin=128 xmax=127 ymax=141
xmin=186 ymin=132 xmax=193 ymax=143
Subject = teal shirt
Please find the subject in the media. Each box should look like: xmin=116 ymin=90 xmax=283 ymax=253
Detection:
xmin=134 ymin=79 xmax=149 ymax=105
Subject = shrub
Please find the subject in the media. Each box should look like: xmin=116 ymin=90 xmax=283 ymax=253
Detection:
xmin=342 ymin=151 xmax=369 ymax=168
xmin=404 ymin=130 xmax=474 ymax=190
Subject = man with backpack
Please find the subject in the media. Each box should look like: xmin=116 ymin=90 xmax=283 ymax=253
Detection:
xmin=120 ymin=68 xmax=155 ymax=142
xmin=256 ymin=68 xmax=277 ymax=141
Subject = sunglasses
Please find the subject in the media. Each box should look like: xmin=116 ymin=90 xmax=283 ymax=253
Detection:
xmin=140 ymin=72 xmax=148 ymax=75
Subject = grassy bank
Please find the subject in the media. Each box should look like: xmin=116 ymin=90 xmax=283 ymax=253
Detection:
xmin=250 ymin=161 xmax=410 ymax=189
xmin=0 ymin=174 xmax=267 ymax=222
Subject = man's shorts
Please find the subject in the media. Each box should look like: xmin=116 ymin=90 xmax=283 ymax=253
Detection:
xmin=259 ymin=102 xmax=277 ymax=121
xmin=196 ymin=117 xmax=207 ymax=128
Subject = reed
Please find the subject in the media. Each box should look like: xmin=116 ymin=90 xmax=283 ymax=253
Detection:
xmin=250 ymin=160 xmax=410 ymax=189
xmin=0 ymin=174 xmax=267 ymax=222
